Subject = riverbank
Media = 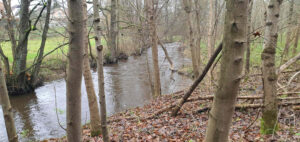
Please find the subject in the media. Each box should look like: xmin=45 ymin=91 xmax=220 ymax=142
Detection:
xmin=46 ymin=70 xmax=300 ymax=142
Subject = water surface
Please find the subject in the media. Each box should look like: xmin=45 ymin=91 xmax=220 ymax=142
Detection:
xmin=0 ymin=43 xmax=192 ymax=141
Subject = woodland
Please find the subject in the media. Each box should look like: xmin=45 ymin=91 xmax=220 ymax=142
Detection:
xmin=0 ymin=0 xmax=300 ymax=142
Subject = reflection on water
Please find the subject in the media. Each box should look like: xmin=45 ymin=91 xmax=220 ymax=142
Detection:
xmin=0 ymin=43 xmax=192 ymax=141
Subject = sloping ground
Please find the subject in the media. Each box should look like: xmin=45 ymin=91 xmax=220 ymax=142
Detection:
xmin=46 ymin=69 xmax=300 ymax=142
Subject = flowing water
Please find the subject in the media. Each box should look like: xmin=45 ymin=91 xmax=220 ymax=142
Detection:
xmin=0 ymin=43 xmax=192 ymax=141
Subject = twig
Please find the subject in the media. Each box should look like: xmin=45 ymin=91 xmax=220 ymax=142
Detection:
xmin=54 ymin=86 xmax=67 ymax=131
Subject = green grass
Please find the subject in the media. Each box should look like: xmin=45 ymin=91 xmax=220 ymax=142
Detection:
xmin=0 ymin=36 xmax=107 ymax=64
xmin=183 ymin=33 xmax=300 ymax=68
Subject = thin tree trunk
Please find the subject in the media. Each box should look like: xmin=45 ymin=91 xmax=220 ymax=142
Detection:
xmin=93 ymin=0 xmax=109 ymax=141
xmin=194 ymin=0 xmax=202 ymax=71
xmin=207 ymin=0 xmax=216 ymax=86
xmin=183 ymin=0 xmax=199 ymax=78
xmin=66 ymin=0 xmax=85 ymax=140
xmin=0 ymin=60 xmax=18 ymax=142
xmin=0 ymin=46 xmax=10 ymax=74
xmin=2 ymin=0 xmax=17 ymax=60
xmin=109 ymin=0 xmax=118 ymax=63
xmin=260 ymin=0 xmax=282 ymax=135
xmin=31 ymin=0 xmax=52 ymax=86
xmin=293 ymin=23 xmax=300 ymax=55
xmin=97 ymin=46 xmax=110 ymax=142
xmin=204 ymin=0 xmax=248 ymax=141
xmin=149 ymin=0 xmax=161 ymax=97
xmin=245 ymin=0 xmax=253 ymax=75
xmin=281 ymin=0 xmax=294 ymax=62
xmin=82 ymin=0 xmax=102 ymax=136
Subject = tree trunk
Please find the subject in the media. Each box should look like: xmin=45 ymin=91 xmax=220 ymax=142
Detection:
xmin=293 ymin=23 xmax=300 ymax=56
xmin=281 ymin=0 xmax=294 ymax=61
xmin=194 ymin=0 xmax=202 ymax=71
xmin=0 ymin=61 xmax=18 ymax=142
xmin=82 ymin=0 xmax=102 ymax=136
xmin=149 ymin=0 xmax=161 ymax=97
xmin=94 ymin=0 xmax=110 ymax=141
xmin=204 ymin=0 xmax=248 ymax=141
xmin=12 ymin=0 xmax=30 ymax=91
xmin=260 ymin=0 xmax=282 ymax=135
xmin=97 ymin=46 xmax=110 ymax=141
xmin=66 ymin=0 xmax=85 ymax=140
xmin=207 ymin=0 xmax=216 ymax=85
xmin=245 ymin=0 xmax=253 ymax=75
xmin=2 ymin=0 xmax=17 ymax=60
xmin=109 ymin=0 xmax=118 ymax=63
xmin=31 ymin=0 xmax=52 ymax=86
xmin=0 ymin=46 xmax=10 ymax=74
xmin=182 ymin=0 xmax=199 ymax=78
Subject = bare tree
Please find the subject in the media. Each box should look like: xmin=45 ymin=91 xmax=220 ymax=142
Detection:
xmin=31 ymin=0 xmax=52 ymax=86
xmin=109 ymin=0 xmax=118 ymax=63
xmin=281 ymin=0 xmax=294 ymax=61
xmin=245 ymin=0 xmax=253 ymax=74
xmin=0 ymin=61 xmax=18 ymax=142
xmin=205 ymin=0 xmax=248 ymax=141
xmin=82 ymin=0 xmax=102 ymax=136
xmin=148 ymin=0 xmax=161 ymax=97
xmin=261 ymin=0 xmax=282 ymax=134
xmin=206 ymin=0 xmax=216 ymax=86
xmin=66 ymin=0 xmax=85 ymax=140
xmin=94 ymin=0 xmax=110 ymax=141
xmin=182 ymin=0 xmax=199 ymax=78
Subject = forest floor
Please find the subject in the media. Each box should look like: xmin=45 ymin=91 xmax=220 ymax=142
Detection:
xmin=45 ymin=68 xmax=300 ymax=142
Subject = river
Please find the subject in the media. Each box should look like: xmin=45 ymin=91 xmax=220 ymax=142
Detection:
xmin=0 ymin=42 xmax=192 ymax=141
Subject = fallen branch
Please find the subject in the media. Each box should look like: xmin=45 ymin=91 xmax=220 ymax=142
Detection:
xmin=277 ymin=52 xmax=300 ymax=74
xmin=196 ymin=101 xmax=300 ymax=113
xmin=158 ymin=39 xmax=174 ymax=70
xmin=293 ymin=106 xmax=300 ymax=110
xmin=171 ymin=43 xmax=223 ymax=116
xmin=187 ymin=95 xmax=300 ymax=101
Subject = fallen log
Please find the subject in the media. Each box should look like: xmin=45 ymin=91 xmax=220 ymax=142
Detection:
xmin=196 ymin=101 xmax=300 ymax=113
xmin=187 ymin=95 xmax=300 ymax=101
xmin=171 ymin=43 xmax=223 ymax=116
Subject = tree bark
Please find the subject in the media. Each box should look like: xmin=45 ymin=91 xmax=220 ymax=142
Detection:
xmin=31 ymin=0 xmax=52 ymax=86
xmin=66 ymin=0 xmax=85 ymax=140
xmin=109 ymin=0 xmax=118 ymax=63
xmin=293 ymin=22 xmax=300 ymax=56
xmin=245 ymin=0 xmax=253 ymax=75
xmin=82 ymin=0 xmax=102 ymax=136
xmin=204 ymin=0 xmax=248 ymax=141
xmin=281 ymin=0 xmax=294 ymax=62
xmin=182 ymin=0 xmax=199 ymax=78
xmin=94 ymin=0 xmax=110 ymax=141
xmin=207 ymin=0 xmax=216 ymax=85
xmin=2 ymin=0 xmax=17 ymax=60
xmin=97 ymin=46 xmax=110 ymax=142
xmin=12 ymin=0 xmax=30 ymax=91
xmin=149 ymin=0 xmax=161 ymax=97
xmin=0 ymin=60 xmax=18 ymax=142
xmin=260 ymin=0 xmax=282 ymax=135
xmin=194 ymin=0 xmax=202 ymax=71
xmin=0 ymin=46 xmax=10 ymax=74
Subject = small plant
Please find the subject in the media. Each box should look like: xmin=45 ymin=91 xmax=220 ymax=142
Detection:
xmin=21 ymin=129 xmax=30 ymax=138
xmin=55 ymin=108 xmax=65 ymax=115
